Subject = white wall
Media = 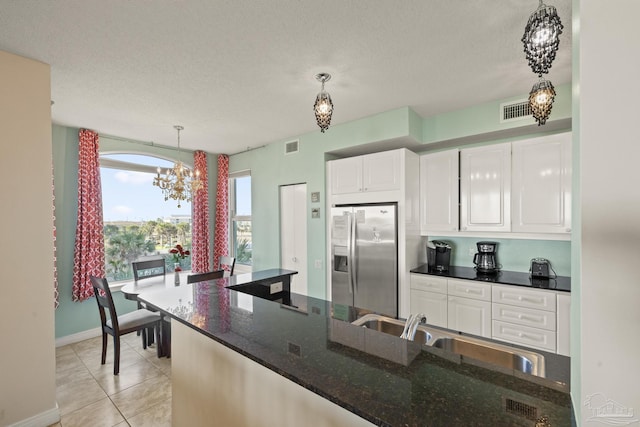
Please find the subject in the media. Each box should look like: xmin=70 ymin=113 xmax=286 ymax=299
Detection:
xmin=576 ymin=1 xmax=640 ymax=424
xmin=0 ymin=51 xmax=58 ymax=426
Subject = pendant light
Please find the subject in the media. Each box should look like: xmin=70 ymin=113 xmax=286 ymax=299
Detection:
xmin=313 ymin=73 xmax=333 ymax=133
xmin=528 ymin=78 xmax=556 ymax=126
xmin=522 ymin=0 xmax=564 ymax=76
xmin=152 ymin=125 xmax=203 ymax=208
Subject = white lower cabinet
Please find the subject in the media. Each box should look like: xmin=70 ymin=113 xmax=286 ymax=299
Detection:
xmin=556 ymin=293 xmax=571 ymax=356
xmin=491 ymin=285 xmax=557 ymax=353
xmin=410 ymin=290 xmax=447 ymax=328
xmin=410 ymin=274 xmax=447 ymax=328
xmin=409 ymin=274 xmax=571 ymax=355
xmin=447 ymin=279 xmax=492 ymax=338
xmin=447 ymin=295 xmax=491 ymax=338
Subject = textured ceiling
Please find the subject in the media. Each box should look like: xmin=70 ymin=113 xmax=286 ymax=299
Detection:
xmin=0 ymin=0 xmax=572 ymax=154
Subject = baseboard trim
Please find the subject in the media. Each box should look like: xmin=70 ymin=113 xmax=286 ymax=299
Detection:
xmin=8 ymin=404 xmax=60 ymax=427
xmin=55 ymin=327 xmax=102 ymax=347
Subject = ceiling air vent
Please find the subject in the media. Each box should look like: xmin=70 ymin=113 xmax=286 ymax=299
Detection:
xmin=500 ymin=99 xmax=532 ymax=123
xmin=284 ymin=140 xmax=299 ymax=155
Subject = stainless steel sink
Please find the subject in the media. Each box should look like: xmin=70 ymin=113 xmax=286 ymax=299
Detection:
xmin=351 ymin=314 xmax=545 ymax=377
xmin=352 ymin=314 xmax=432 ymax=345
xmin=431 ymin=337 xmax=543 ymax=376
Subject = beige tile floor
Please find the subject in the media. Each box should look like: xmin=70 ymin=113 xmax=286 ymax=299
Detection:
xmin=50 ymin=333 xmax=172 ymax=427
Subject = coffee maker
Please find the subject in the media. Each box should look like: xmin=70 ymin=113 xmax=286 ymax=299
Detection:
xmin=427 ymin=240 xmax=452 ymax=272
xmin=473 ymin=241 xmax=499 ymax=274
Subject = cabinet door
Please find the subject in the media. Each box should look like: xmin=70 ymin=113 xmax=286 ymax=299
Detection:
xmin=330 ymin=157 xmax=363 ymax=194
xmin=420 ymin=150 xmax=459 ymax=233
xmin=362 ymin=150 xmax=401 ymax=192
xmin=460 ymin=143 xmax=511 ymax=232
xmin=410 ymin=290 xmax=447 ymax=328
xmin=512 ymin=133 xmax=572 ymax=233
xmin=447 ymin=296 xmax=491 ymax=338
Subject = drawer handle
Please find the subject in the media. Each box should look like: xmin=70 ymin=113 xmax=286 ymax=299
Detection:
xmin=512 ymin=295 xmax=544 ymax=304
xmin=504 ymin=328 xmax=544 ymax=342
xmin=464 ymin=288 xmax=482 ymax=295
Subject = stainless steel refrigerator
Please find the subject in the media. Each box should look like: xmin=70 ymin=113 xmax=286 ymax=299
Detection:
xmin=331 ymin=203 xmax=398 ymax=318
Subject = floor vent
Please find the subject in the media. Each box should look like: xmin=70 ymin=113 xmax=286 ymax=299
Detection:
xmin=285 ymin=140 xmax=299 ymax=155
xmin=500 ymin=99 xmax=532 ymax=122
xmin=504 ymin=397 xmax=539 ymax=420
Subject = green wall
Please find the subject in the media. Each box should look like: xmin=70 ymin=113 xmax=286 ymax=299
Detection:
xmin=230 ymin=90 xmax=572 ymax=300
xmin=55 ymin=85 xmax=573 ymax=339
xmin=52 ymin=124 xmax=218 ymax=339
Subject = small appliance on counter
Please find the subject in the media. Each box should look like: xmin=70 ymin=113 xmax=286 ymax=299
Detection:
xmin=427 ymin=240 xmax=452 ymax=272
xmin=473 ymin=241 xmax=500 ymax=274
xmin=530 ymin=258 xmax=556 ymax=279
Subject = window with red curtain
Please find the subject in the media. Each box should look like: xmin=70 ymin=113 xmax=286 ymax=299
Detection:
xmin=191 ymin=150 xmax=210 ymax=273
xmin=214 ymin=155 xmax=229 ymax=269
xmin=72 ymin=129 xmax=105 ymax=302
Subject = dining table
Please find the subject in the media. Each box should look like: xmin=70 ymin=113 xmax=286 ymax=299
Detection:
xmin=120 ymin=270 xmax=192 ymax=357
xmin=119 ymin=269 xmax=299 ymax=358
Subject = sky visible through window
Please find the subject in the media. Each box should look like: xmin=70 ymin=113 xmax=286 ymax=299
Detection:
xmin=101 ymin=154 xmax=250 ymax=221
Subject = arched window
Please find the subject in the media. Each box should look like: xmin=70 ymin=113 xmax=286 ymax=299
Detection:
xmin=100 ymin=153 xmax=192 ymax=282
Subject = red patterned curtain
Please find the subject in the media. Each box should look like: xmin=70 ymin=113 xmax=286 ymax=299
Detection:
xmin=52 ymin=163 xmax=59 ymax=308
xmin=191 ymin=150 xmax=210 ymax=273
xmin=214 ymin=155 xmax=229 ymax=269
xmin=72 ymin=129 xmax=105 ymax=302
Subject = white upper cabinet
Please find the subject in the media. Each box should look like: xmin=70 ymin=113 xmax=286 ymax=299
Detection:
xmin=460 ymin=143 xmax=511 ymax=232
xmin=330 ymin=156 xmax=363 ymax=195
xmin=420 ymin=150 xmax=459 ymax=233
xmin=330 ymin=150 xmax=401 ymax=195
xmin=511 ymin=132 xmax=572 ymax=233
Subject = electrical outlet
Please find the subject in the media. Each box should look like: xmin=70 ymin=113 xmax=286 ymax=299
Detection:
xmin=270 ymin=282 xmax=283 ymax=294
xmin=314 ymin=259 xmax=322 ymax=269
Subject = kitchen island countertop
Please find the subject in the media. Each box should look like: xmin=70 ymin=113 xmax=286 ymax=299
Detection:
xmin=140 ymin=270 xmax=572 ymax=426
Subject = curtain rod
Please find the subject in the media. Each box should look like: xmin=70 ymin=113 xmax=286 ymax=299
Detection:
xmin=100 ymin=133 xmax=192 ymax=153
xmin=230 ymin=145 xmax=267 ymax=156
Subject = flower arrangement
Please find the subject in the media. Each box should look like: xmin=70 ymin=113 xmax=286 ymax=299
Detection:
xmin=170 ymin=244 xmax=190 ymax=271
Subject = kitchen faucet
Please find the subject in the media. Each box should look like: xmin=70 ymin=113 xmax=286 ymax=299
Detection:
xmin=400 ymin=313 xmax=427 ymax=341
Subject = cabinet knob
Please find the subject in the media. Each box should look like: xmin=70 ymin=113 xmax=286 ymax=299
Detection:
xmin=566 ymin=228 xmax=572 ymax=232
xmin=292 ymin=257 xmax=297 ymax=262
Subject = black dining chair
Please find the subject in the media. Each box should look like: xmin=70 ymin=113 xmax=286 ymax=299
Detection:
xmin=131 ymin=257 xmax=166 ymax=344
xmin=187 ymin=269 xmax=225 ymax=284
xmin=90 ymin=275 xmax=163 ymax=375
xmin=219 ymin=256 xmax=236 ymax=277
xmin=132 ymin=258 xmax=166 ymax=281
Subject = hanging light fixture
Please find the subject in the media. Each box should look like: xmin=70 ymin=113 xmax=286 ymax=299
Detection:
xmin=528 ymin=78 xmax=556 ymax=126
xmin=522 ymin=0 xmax=564 ymax=76
xmin=313 ymin=73 xmax=333 ymax=133
xmin=153 ymin=125 xmax=203 ymax=208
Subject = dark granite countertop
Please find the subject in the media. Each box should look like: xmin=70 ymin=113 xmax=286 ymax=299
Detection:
xmin=140 ymin=270 xmax=572 ymax=427
xmin=411 ymin=264 xmax=571 ymax=292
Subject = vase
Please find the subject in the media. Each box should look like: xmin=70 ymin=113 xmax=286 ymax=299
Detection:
xmin=174 ymin=263 xmax=181 ymax=286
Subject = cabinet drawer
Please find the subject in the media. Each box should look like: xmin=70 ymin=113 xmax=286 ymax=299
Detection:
xmin=447 ymin=279 xmax=491 ymax=301
xmin=492 ymin=303 xmax=556 ymax=331
xmin=410 ymin=274 xmax=448 ymax=294
xmin=492 ymin=320 xmax=556 ymax=352
xmin=492 ymin=285 xmax=556 ymax=311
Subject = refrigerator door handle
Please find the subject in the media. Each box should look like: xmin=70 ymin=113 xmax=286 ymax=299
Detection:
xmin=349 ymin=212 xmax=357 ymax=292
xmin=345 ymin=212 xmax=354 ymax=296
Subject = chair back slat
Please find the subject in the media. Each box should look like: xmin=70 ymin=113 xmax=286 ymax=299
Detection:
xmin=187 ymin=270 xmax=225 ymax=284
xmin=132 ymin=258 xmax=166 ymax=281
xmin=90 ymin=275 xmax=119 ymax=332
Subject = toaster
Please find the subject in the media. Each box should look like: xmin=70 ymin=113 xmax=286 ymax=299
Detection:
xmin=530 ymin=258 xmax=551 ymax=278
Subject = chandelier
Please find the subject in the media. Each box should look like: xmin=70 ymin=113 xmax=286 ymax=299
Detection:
xmin=313 ymin=73 xmax=333 ymax=133
xmin=153 ymin=125 xmax=203 ymax=208
xmin=528 ymin=78 xmax=556 ymax=126
xmin=522 ymin=0 xmax=564 ymax=76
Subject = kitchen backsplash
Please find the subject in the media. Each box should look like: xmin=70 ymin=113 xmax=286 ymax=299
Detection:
xmin=427 ymin=236 xmax=571 ymax=277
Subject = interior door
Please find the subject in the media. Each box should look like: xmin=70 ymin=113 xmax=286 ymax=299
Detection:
xmin=280 ymin=184 xmax=308 ymax=295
